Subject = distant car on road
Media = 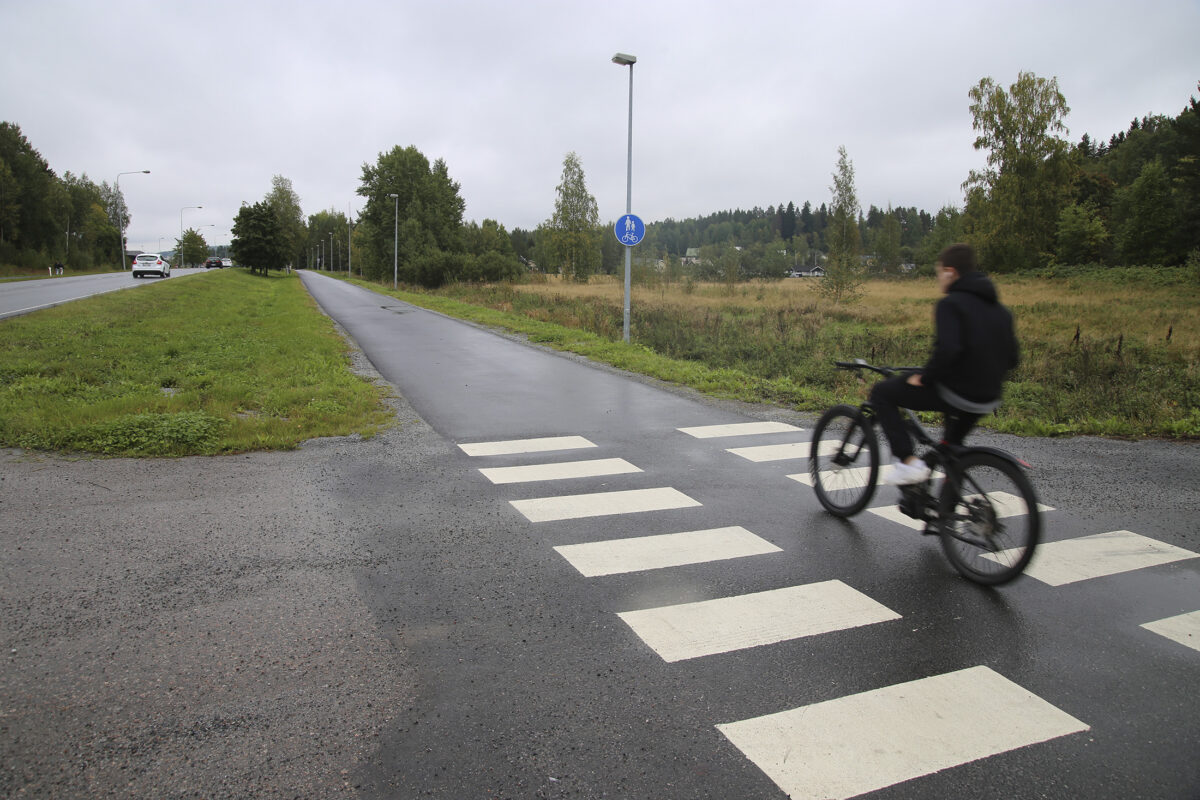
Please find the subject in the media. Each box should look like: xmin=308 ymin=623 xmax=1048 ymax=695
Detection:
xmin=204 ymin=257 xmax=224 ymax=269
xmin=132 ymin=253 xmax=171 ymax=278
xmin=221 ymin=258 xmax=233 ymax=268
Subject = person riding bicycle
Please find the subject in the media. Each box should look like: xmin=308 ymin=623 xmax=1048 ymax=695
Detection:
xmin=870 ymin=243 xmax=1019 ymax=485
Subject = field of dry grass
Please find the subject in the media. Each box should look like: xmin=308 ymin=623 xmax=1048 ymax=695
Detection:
xmin=420 ymin=270 xmax=1198 ymax=437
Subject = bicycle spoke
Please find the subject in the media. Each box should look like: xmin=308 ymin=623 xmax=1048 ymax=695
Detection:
xmin=939 ymin=454 xmax=1041 ymax=585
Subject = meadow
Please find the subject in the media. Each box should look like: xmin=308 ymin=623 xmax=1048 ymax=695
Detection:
xmin=0 ymin=270 xmax=393 ymax=456
xmin=382 ymin=268 xmax=1199 ymax=438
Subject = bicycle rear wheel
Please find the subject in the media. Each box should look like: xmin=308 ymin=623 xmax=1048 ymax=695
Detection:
xmin=809 ymin=405 xmax=879 ymax=517
xmin=938 ymin=451 xmax=1041 ymax=585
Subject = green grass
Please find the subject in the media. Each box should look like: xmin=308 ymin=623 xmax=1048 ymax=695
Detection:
xmin=0 ymin=270 xmax=394 ymax=456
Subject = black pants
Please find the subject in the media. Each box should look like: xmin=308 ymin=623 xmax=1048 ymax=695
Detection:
xmin=868 ymin=375 xmax=979 ymax=461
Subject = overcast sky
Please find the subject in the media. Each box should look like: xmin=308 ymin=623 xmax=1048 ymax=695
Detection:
xmin=2 ymin=0 xmax=1197 ymax=252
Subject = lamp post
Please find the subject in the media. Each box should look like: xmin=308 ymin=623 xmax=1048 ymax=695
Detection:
xmin=180 ymin=205 xmax=202 ymax=266
xmin=612 ymin=52 xmax=636 ymax=343
xmin=389 ymin=193 xmax=399 ymax=289
xmin=330 ymin=232 xmax=335 ymax=271
xmin=114 ymin=170 xmax=150 ymax=269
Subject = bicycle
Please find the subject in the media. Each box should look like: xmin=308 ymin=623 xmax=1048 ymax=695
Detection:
xmin=808 ymin=359 xmax=1041 ymax=585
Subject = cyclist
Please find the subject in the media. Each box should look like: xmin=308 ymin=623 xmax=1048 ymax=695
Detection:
xmin=870 ymin=243 xmax=1020 ymax=484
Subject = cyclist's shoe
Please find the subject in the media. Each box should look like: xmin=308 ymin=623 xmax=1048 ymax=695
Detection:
xmin=885 ymin=459 xmax=931 ymax=486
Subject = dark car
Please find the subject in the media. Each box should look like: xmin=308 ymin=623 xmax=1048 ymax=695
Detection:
xmin=205 ymin=257 xmax=224 ymax=269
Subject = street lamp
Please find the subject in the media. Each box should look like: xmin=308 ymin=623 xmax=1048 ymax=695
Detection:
xmin=389 ymin=193 xmax=399 ymax=289
xmin=330 ymin=232 xmax=334 ymax=271
xmin=180 ymin=205 xmax=202 ymax=267
xmin=612 ymin=52 xmax=636 ymax=343
xmin=114 ymin=170 xmax=150 ymax=269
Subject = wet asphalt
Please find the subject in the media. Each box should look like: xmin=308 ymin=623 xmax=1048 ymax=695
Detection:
xmin=0 ymin=270 xmax=1196 ymax=798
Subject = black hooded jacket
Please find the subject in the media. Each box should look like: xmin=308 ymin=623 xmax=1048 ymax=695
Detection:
xmin=920 ymin=271 xmax=1019 ymax=406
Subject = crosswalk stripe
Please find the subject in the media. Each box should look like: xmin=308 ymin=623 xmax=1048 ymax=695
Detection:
xmin=458 ymin=435 xmax=596 ymax=457
xmin=479 ymin=458 xmax=641 ymax=485
xmin=727 ymin=440 xmax=839 ymax=462
xmin=678 ymin=422 xmax=802 ymax=439
xmin=787 ymin=465 xmax=873 ymax=488
xmin=1018 ymin=530 xmax=1199 ymax=586
xmin=716 ymin=665 xmax=1088 ymax=800
xmin=617 ymin=581 xmax=900 ymax=663
xmin=510 ymin=487 xmax=701 ymax=523
xmin=554 ymin=526 xmax=782 ymax=577
xmin=1141 ymin=609 xmax=1200 ymax=653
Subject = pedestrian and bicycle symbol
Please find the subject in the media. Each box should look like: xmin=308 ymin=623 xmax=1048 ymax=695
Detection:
xmin=615 ymin=214 xmax=645 ymax=246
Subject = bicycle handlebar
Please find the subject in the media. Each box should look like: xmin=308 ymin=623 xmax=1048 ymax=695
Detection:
xmin=834 ymin=359 xmax=921 ymax=377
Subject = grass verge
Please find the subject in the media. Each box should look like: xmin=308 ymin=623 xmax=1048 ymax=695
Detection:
xmin=0 ymin=270 xmax=394 ymax=456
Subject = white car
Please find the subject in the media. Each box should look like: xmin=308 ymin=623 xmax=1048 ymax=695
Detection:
xmin=132 ymin=253 xmax=171 ymax=278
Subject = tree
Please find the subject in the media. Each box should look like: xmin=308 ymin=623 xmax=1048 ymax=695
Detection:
xmin=265 ymin=175 xmax=306 ymax=268
xmin=355 ymin=145 xmax=466 ymax=286
xmin=963 ymin=72 xmax=1073 ymax=271
xmin=544 ymin=152 xmax=601 ymax=281
xmin=1055 ymin=202 xmax=1109 ymax=264
xmin=175 ymin=227 xmax=209 ymax=267
xmin=231 ymin=201 xmax=285 ymax=275
xmin=821 ymin=146 xmax=864 ymax=302
xmin=874 ymin=209 xmax=903 ymax=274
xmin=1115 ymin=159 xmax=1177 ymax=264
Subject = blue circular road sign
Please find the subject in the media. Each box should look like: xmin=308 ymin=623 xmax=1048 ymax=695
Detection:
xmin=615 ymin=214 xmax=645 ymax=246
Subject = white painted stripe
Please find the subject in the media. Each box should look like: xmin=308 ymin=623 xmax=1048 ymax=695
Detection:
xmin=717 ymin=666 xmax=1088 ymax=800
xmin=459 ymin=435 xmax=596 ymax=457
xmin=727 ymin=440 xmax=840 ymax=462
xmin=554 ymin=526 xmax=782 ymax=577
xmin=510 ymin=487 xmax=700 ymax=523
xmin=869 ymin=490 xmax=1049 ymax=531
xmin=1141 ymin=609 xmax=1200 ymax=653
xmin=618 ymin=581 xmax=900 ymax=663
xmin=479 ymin=458 xmax=641 ymax=485
xmin=678 ymin=422 xmax=802 ymax=439
xmin=787 ymin=466 xmax=873 ymax=488
xmin=1020 ymin=530 xmax=1199 ymax=586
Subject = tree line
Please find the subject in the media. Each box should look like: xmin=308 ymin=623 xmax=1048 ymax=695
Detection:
xmin=4 ymin=74 xmax=1197 ymax=283
xmin=0 ymin=122 xmax=132 ymax=271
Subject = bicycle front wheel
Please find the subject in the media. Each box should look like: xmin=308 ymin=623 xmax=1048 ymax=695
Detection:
xmin=809 ymin=405 xmax=879 ymax=517
xmin=938 ymin=451 xmax=1041 ymax=585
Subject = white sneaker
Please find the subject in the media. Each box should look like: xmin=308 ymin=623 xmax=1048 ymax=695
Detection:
xmin=885 ymin=459 xmax=931 ymax=485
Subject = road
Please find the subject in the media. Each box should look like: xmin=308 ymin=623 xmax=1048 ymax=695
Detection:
xmin=1 ymin=270 xmax=1197 ymax=799
xmin=0 ymin=267 xmax=209 ymax=320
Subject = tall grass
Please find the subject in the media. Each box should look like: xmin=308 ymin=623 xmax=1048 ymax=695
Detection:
xmin=398 ymin=270 xmax=1199 ymax=438
xmin=0 ymin=271 xmax=394 ymax=455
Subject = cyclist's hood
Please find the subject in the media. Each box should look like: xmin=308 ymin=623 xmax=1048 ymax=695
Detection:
xmin=948 ymin=270 xmax=999 ymax=304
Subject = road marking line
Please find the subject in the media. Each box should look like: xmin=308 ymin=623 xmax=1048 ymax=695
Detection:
xmin=727 ymin=440 xmax=840 ymax=462
xmin=716 ymin=665 xmax=1088 ymax=800
xmin=459 ymin=435 xmax=596 ymax=457
xmin=1141 ymin=609 xmax=1200 ymax=653
xmin=617 ymin=581 xmax=900 ymax=662
xmin=868 ymin=490 xmax=1051 ymax=531
xmin=678 ymin=422 xmax=802 ymax=439
xmin=479 ymin=458 xmax=641 ymax=485
xmin=510 ymin=487 xmax=700 ymax=523
xmin=787 ymin=466 xmax=873 ymax=488
xmin=554 ymin=526 xmax=781 ymax=577
xmin=1018 ymin=530 xmax=1199 ymax=586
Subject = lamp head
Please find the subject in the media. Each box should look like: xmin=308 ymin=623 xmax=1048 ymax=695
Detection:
xmin=612 ymin=53 xmax=636 ymax=66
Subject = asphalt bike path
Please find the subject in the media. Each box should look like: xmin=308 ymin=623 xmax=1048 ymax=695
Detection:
xmin=300 ymin=271 xmax=1199 ymax=799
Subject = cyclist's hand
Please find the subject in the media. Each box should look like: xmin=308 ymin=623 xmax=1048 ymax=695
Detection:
xmin=907 ymin=372 xmax=924 ymax=387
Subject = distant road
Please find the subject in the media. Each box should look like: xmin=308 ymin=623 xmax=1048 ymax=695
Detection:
xmin=0 ymin=268 xmax=208 ymax=320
